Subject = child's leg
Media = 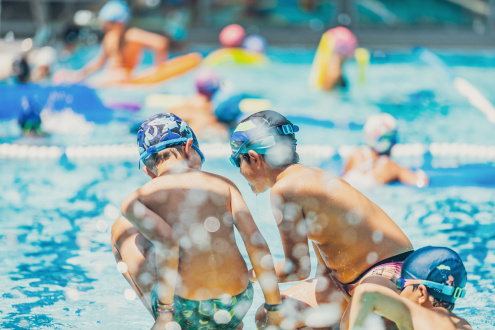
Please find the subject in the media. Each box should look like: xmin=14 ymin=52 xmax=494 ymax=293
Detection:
xmin=255 ymin=275 xmax=348 ymax=329
xmin=111 ymin=216 xmax=157 ymax=317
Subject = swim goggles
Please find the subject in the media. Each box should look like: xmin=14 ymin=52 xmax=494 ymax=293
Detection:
xmin=396 ymin=277 xmax=465 ymax=299
xmin=230 ymin=135 xmax=276 ymax=167
xmin=229 ymin=124 xmax=298 ymax=168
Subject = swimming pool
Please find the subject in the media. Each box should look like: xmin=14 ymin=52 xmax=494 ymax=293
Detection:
xmin=1 ymin=47 xmax=495 ymax=329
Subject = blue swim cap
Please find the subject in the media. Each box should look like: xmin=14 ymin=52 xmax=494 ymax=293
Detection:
xmin=230 ymin=110 xmax=299 ymax=167
xmin=98 ymin=0 xmax=130 ymax=24
xmin=137 ymin=113 xmax=205 ymax=165
xmin=401 ymin=246 xmax=467 ymax=303
xmin=242 ymin=34 xmax=268 ymax=53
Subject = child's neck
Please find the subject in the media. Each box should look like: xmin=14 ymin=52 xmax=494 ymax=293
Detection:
xmin=156 ymin=159 xmax=196 ymax=176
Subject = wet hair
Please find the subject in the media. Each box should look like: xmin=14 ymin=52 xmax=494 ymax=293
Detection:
xmin=411 ymin=284 xmax=455 ymax=311
xmin=239 ymin=110 xmax=299 ymax=167
xmin=13 ymin=56 xmax=30 ymax=83
xmin=63 ymin=25 xmax=81 ymax=45
xmin=143 ymin=145 xmax=184 ymax=172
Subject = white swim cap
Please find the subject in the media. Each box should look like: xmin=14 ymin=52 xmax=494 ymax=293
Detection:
xmin=34 ymin=46 xmax=57 ymax=67
xmin=364 ymin=113 xmax=397 ymax=154
xmin=98 ymin=0 xmax=130 ymax=24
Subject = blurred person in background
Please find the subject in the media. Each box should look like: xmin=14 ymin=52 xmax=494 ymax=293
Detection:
xmin=348 ymin=246 xmax=471 ymax=330
xmin=63 ymin=0 xmax=169 ymax=85
xmin=170 ymin=68 xmax=230 ymax=141
xmin=230 ymin=110 xmax=414 ymax=329
xmin=113 ymin=113 xmax=283 ymax=329
xmin=219 ymin=24 xmax=246 ymax=48
xmin=30 ymin=46 xmax=58 ymax=82
xmin=11 ymin=55 xmax=31 ymax=84
xmin=343 ymin=113 xmax=429 ymax=188
xmin=321 ymin=26 xmax=358 ymax=91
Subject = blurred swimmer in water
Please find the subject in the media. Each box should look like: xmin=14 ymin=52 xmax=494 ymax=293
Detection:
xmin=321 ymin=26 xmax=358 ymax=91
xmin=17 ymin=96 xmax=45 ymax=137
xmin=31 ymin=46 xmax=58 ymax=82
xmin=343 ymin=113 xmax=428 ymax=188
xmin=170 ymin=68 xmax=230 ymax=140
xmin=12 ymin=56 xmax=31 ymax=83
xmin=348 ymin=246 xmax=471 ymax=330
xmin=113 ymin=113 xmax=283 ymax=329
xmin=66 ymin=0 xmax=168 ymax=85
xmin=230 ymin=110 xmax=414 ymax=329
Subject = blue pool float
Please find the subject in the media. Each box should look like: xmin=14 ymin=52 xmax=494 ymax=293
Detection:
xmin=0 ymin=84 xmax=113 ymax=124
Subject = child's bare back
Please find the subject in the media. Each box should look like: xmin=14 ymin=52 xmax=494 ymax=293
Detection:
xmin=115 ymin=113 xmax=283 ymax=329
xmin=135 ymin=170 xmax=250 ymax=299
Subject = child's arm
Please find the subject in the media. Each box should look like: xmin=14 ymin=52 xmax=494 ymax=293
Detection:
xmin=121 ymin=190 xmax=179 ymax=327
xmin=127 ymin=28 xmax=169 ymax=66
xmin=229 ymin=184 xmax=283 ymax=327
xmin=348 ymin=283 xmax=414 ymax=329
xmin=266 ymin=189 xmax=311 ymax=283
xmin=73 ymin=46 xmax=109 ymax=82
xmin=396 ymin=165 xmax=429 ymax=187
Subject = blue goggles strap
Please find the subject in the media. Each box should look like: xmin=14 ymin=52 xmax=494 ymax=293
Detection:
xmin=276 ymin=124 xmax=299 ymax=135
xmin=139 ymin=137 xmax=205 ymax=164
xmin=398 ymin=277 xmax=465 ymax=299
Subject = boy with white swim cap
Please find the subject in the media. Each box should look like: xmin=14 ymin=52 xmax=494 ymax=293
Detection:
xmin=112 ymin=113 xmax=283 ymax=329
xmin=69 ymin=0 xmax=169 ymax=85
xmin=230 ymin=110 xmax=414 ymax=329
xmin=348 ymin=246 xmax=472 ymax=329
xmin=343 ymin=113 xmax=429 ymax=188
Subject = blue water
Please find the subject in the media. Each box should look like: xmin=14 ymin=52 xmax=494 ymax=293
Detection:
xmin=1 ymin=47 xmax=495 ymax=329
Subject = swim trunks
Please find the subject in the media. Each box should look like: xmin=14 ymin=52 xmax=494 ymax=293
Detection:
xmin=332 ymin=251 xmax=413 ymax=298
xmin=151 ymin=281 xmax=253 ymax=329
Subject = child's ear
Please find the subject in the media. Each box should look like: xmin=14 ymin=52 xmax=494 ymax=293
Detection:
xmin=417 ymin=284 xmax=429 ymax=305
xmin=183 ymin=139 xmax=194 ymax=160
xmin=248 ymin=150 xmax=263 ymax=168
xmin=143 ymin=166 xmax=156 ymax=179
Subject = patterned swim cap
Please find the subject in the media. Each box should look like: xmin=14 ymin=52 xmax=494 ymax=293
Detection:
xmin=364 ymin=113 xmax=397 ymax=154
xmin=98 ymin=0 xmax=130 ymax=24
xmin=137 ymin=113 xmax=205 ymax=165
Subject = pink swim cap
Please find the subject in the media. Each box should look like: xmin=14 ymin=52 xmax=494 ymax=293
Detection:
xmin=327 ymin=26 xmax=358 ymax=58
xmin=195 ymin=68 xmax=221 ymax=98
xmin=219 ymin=24 xmax=246 ymax=48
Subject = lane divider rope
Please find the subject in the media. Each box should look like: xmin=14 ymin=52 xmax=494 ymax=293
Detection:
xmin=1 ymin=142 xmax=495 ymax=161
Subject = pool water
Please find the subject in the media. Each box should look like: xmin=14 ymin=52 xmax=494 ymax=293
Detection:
xmin=1 ymin=47 xmax=495 ymax=329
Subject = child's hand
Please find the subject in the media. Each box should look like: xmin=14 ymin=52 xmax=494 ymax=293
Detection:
xmin=264 ymin=310 xmax=283 ymax=329
xmin=415 ymin=170 xmax=429 ymax=188
xmin=151 ymin=312 xmax=178 ymax=330
xmin=249 ymin=268 xmax=258 ymax=282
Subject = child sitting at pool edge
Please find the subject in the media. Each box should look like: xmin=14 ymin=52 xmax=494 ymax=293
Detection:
xmin=112 ymin=113 xmax=283 ymax=329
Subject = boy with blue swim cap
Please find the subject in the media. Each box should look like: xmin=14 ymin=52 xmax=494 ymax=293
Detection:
xmin=112 ymin=113 xmax=283 ymax=329
xmin=349 ymin=246 xmax=472 ymax=329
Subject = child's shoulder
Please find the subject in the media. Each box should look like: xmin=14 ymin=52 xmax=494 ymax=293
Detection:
xmin=200 ymin=170 xmax=237 ymax=188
